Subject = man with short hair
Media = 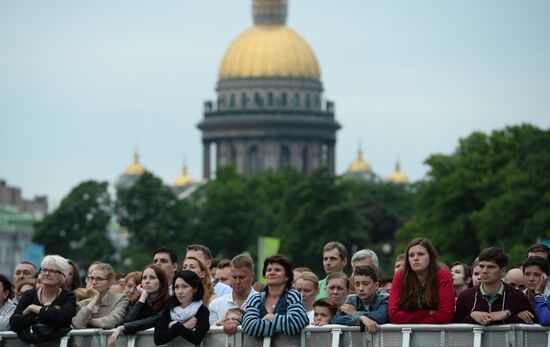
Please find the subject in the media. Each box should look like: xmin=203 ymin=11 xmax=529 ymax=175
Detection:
xmin=504 ymin=268 xmax=526 ymax=291
xmin=351 ymin=249 xmax=379 ymax=272
xmin=527 ymin=243 xmax=549 ymax=261
xmin=209 ymin=254 xmax=257 ymax=334
xmin=454 ymin=247 xmax=535 ymax=325
xmin=215 ymin=259 xmax=233 ymax=286
xmin=13 ymin=261 xmax=37 ymax=288
xmin=153 ymin=248 xmax=178 ymax=294
xmin=317 ymin=241 xmax=348 ymax=299
xmin=185 ymin=244 xmax=232 ymax=297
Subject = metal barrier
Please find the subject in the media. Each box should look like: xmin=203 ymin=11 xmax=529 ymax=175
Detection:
xmin=0 ymin=324 xmax=549 ymax=347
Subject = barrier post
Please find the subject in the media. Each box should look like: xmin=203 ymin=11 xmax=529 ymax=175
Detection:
xmin=401 ymin=327 xmax=412 ymax=347
xmin=262 ymin=336 xmax=271 ymax=347
xmin=473 ymin=327 xmax=483 ymax=347
xmin=330 ymin=328 xmax=342 ymax=347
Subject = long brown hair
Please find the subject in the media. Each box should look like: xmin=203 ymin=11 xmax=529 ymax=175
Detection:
xmin=398 ymin=238 xmax=440 ymax=311
xmin=183 ymin=256 xmax=214 ymax=305
xmin=142 ymin=264 xmax=169 ymax=314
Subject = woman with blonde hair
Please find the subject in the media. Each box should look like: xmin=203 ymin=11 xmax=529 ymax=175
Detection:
xmin=182 ymin=256 xmax=215 ymax=305
xmin=72 ymin=262 xmax=129 ymax=329
xmin=294 ymin=271 xmax=319 ymax=324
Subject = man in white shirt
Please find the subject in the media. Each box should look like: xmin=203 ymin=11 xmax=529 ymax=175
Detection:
xmin=185 ymin=244 xmax=232 ymax=297
xmin=209 ymin=254 xmax=257 ymax=334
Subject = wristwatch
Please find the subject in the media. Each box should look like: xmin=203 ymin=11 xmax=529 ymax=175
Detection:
xmin=504 ymin=309 xmax=511 ymax=319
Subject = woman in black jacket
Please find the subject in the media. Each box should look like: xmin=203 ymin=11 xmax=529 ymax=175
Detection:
xmin=154 ymin=271 xmax=209 ymax=345
xmin=108 ymin=264 xmax=168 ymax=347
xmin=10 ymin=255 xmax=77 ymax=344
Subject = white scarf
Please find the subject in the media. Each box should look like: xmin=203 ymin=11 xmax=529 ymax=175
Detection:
xmin=170 ymin=300 xmax=202 ymax=323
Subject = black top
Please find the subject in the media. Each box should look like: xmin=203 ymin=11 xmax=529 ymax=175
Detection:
xmin=122 ymin=299 xmax=165 ymax=334
xmin=154 ymin=303 xmax=210 ymax=345
xmin=10 ymin=288 xmax=77 ymax=343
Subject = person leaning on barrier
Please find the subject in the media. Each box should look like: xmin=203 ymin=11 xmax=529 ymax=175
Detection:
xmin=325 ymin=272 xmax=350 ymax=308
xmin=332 ymin=265 xmax=388 ymax=332
xmin=454 ymin=247 xmax=535 ymax=325
xmin=10 ymin=255 xmax=77 ymax=344
xmin=313 ymin=298 xmax=338 ymax=326
xmin=108 ymin=264 xmax=169 ymax=347
xmin=71 ymin=262 xmax=128 ymax=329
xmin=154 ymin=270 xmax=210 ymax=345
xmin=388 ymin=238 xmax=455 ymax=324
xmin=0 ymin=274 xmax=16 ymax=331
xmin=242 ymin=255 xmax=308 ymax=337
xmin=522 ymin=256 xmax=550 ymax=325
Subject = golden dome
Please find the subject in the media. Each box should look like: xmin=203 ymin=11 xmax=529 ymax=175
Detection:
xmin=348 ymin=148 xmax=372 ymax=173
xmin=124 ymin=149 xmax=145 ymax=175
xmin=173 ymin=162 xmax=195 ymax=187
xmin=387 ymin=159 xmax=409 ymax=184
xmin=218 ymin=0 xmax=320 ymax=80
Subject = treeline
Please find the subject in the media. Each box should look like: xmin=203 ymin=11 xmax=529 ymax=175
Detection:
xmin=34 ymin=124 xmax=550 ymax=275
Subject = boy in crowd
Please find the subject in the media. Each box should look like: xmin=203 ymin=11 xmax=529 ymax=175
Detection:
xmin=331 ymin=265 xmax=389 ymax=332
xmin=454 ymin=247 xmax=535 ymax=325
xmin=312 ymin=298 xmax=338 ymax=326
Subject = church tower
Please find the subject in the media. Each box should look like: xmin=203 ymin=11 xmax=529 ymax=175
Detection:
xmin=198 ymin=0 xmax=340 ymax=179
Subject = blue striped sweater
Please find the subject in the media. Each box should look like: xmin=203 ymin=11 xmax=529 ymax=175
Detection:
xmin=242 ymin=289 xmax=308 ymax=337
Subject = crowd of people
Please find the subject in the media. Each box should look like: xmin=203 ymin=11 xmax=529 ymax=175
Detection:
xmin=0 ymin=239 xmax=549 ymax=345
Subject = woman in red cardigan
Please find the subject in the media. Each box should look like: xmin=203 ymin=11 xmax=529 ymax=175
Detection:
xmin=388 ymin=238 xmax=454 ymax=324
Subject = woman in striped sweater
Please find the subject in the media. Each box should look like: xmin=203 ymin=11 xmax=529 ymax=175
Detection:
xmin=242 ymin=255 xmax=308 ymax=337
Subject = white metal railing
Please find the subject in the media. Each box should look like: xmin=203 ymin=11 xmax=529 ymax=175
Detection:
xmin=0 ymin=324 xmax=549 ymax=347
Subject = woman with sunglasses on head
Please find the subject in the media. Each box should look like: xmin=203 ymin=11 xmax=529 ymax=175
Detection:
xmin=72 ymin=263 xmax=128 ymax=329
xmin=108 ymin=264 xmax=169 ymax=347
xmin=388 ymin=238 xmax=454 ymax=324
xmin=154 ymin=271 xmax=210 ymax=345
xmin=10 ymin=255 xmax=77 ymax=344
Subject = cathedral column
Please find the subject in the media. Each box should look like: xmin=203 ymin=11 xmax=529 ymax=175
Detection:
xmin=328 ymin=142 xmax=336 ymax=175
xmin=203 ymin=141 xmax=210 ymax=180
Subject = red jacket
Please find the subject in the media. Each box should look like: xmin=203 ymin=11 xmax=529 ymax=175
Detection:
xmin=389 ymin=267 xmax=455 ymax=324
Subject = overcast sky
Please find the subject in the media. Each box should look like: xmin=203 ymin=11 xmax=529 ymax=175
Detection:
xmin=1 ymin=0 xmax=549 ymax=208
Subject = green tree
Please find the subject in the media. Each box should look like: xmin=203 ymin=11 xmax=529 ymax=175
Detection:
xmin=116 ymin=171 xmax=192 ymax=269
xmin=279 ymin=167 xmax=370 ymax=275
xmin=397 ymin=124 xmax=550 ymax=266
xmin=34 ymin=181 xmax=115 ymax=268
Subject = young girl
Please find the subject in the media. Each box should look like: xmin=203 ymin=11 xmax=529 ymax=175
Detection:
xmin=388 ymin=238 xmax=454 ymax=324
xmin=154 ymin=271 xmax=210 ymax=345
xmin=108 ymin=265 xmax=168 ymax=347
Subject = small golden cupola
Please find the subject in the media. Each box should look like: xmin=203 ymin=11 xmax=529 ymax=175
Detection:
xmin=348 ymin=146 xmax=372 ymax=173
xmin=387 ymin=158 xmax=409 ymax=184
xmin=173 ymin=161 xmax=195 ymax=187
xmin=124 ymin=148 xmax=145 ymax=175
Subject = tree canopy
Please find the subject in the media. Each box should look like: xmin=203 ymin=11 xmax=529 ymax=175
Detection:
xmin=396 ymin=124 xmax=550 ymax=266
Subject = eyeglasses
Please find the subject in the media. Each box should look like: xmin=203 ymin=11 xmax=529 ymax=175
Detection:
xmin=40 ymin=268 xmax=62 ymax=275
xmin=86 ymin=276 xmax=107 ymax=283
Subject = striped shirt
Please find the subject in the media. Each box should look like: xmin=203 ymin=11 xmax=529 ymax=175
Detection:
xmin=242 ymin=289 xmax=308 ymax=337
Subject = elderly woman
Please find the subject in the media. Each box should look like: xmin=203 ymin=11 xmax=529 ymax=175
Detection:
xmin=10 ymin=255 xmax=77 ymax=344
xmin=122 ymin=271 xmax=142 ymax=305
xmin=242 ymin=255 xmax=308 ymax=337
xmin=72 ymin=262 xmax=128 ymax=329
xmin=0 ymin=274 xmax=16 ymax=331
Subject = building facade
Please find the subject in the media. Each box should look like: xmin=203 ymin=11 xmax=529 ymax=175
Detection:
xmin=198 ymin=0 xmax=340 ymax=179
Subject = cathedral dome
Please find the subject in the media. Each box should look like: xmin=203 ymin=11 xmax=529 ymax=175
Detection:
xmin=173 ymin=163 xmax=195 ymax=187
xmin=387 ymin=159 xmax=409 ymax=184
xmin=218 ymin=0 xmax=320 ymax=80
xmin=124 ymin=149 xmax=145 ymax=175
xmin=348 ymin=148 xmax=372 ymax=173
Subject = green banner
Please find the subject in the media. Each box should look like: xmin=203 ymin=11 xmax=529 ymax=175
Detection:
xmin=257 ymin=236 xmax=280 ymax=283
